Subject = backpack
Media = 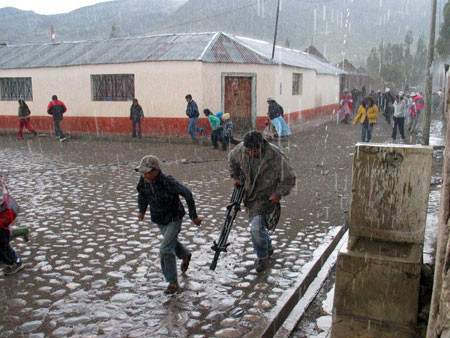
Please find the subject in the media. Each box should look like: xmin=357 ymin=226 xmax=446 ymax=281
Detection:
xmin=0 ymin=177 xmax=20 ymax=229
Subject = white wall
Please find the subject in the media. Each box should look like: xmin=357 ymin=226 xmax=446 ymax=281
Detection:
xmin=0 ymin=61 xmax=340 ymax=120
xmin=0 ymin=61 xmax=203 ymax=118
xmin=316 ymin=74 xmax=341 ymax=107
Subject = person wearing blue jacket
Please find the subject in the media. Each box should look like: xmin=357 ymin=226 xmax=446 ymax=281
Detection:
xmin=185 ymin=94 xmax=203 ymax=140
xmin=135 ymin=155 xmax=202 ymax=294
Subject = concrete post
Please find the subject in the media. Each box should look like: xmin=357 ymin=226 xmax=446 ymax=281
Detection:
xmin=332 ymin=143 xmax=433 ymax=338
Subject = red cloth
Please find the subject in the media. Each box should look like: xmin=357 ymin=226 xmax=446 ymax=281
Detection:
xmin=47 ymin=100 xmax=67 ymax=112
xmin=413 ymin=94 xmax=424 ymax=112
xmin=18 ymin=117 xmax=35 ymax=138
xmin=340 ymin=94 xmax=354 ymax=112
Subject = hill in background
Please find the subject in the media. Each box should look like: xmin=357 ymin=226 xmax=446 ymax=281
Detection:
xmin=0 ymin=0 xmax=431 ymax=66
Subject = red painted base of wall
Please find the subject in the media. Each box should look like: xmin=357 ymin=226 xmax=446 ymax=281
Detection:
xmin=0 ymin=104 xmax=338 ymax=136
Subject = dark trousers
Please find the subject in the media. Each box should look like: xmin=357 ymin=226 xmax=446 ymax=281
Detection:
xmin=211 ymin=130 xmax=226 ymax=149
xmin=54 ymin=119 xmax=65 ymax=138
xmin=132 ymin=119 xmax=142 ymax=137
xmin=392 ymin=117 xmax=405 ymax=140
xmin=0 ymin=228 xmax=18 ymax=266
xmin=224 ymin=136 xmax=240 ymax=149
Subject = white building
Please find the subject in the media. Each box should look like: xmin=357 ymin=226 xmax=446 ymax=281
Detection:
xmin=0 ymin=32 xmax=344 ymax=135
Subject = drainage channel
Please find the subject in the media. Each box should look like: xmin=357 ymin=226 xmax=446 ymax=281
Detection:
xmin=247 ymin=224 xmax=348 ymax=337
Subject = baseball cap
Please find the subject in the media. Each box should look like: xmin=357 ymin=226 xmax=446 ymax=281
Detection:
xmin=222 ymin=113 xmax=230 ymax=120
xmin=135 ymin=155 xmax=160 ymax=173
xmin=266 ymin=97 xmax=274 ymax=101
xmin=410 ymin=92 xmax=417 ymax=97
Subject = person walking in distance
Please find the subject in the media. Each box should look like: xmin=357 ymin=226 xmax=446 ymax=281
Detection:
xmin=47 ymin=95 xmax=67 ymax=141
xmin=228 ymin=131 xmax=296 ymax=273
xmin=130 ymin=98 xmax=144 ymax=138
xmin=135 ymin=155 xmax=202 ymax=294
xmin=17 ymin=99 xmax=37 ymax=139
xmin=391 ymin=92 xmax=407 ymax=142
xmin=353 ymin=96 xmax=379 ymax=142
xmin=185 ymin=94 xmax=203 ymax=140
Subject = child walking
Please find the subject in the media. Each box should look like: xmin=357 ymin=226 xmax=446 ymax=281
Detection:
xmin=0 ymin=177 xmax=24 ymax=275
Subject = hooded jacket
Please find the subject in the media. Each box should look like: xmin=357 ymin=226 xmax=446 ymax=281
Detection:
xmin=137 ymin=171 xmax=198 ymax=225
xmin=353 ymin=103 xmax=379 ymax=125
xmin=228 ymin=139 xmax=296 ymax=215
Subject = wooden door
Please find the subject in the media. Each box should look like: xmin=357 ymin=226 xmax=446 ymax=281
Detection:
xmin=224 ymin=76 xmax=252 ymax=133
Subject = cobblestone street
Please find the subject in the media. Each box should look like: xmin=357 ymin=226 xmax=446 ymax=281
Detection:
xmin=0 ymin=116 xmax=439 ymax=337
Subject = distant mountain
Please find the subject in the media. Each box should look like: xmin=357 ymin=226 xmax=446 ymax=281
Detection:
xmin=0 ymin=0 xmax=431 ymax=66
xmin=0 ymin=0 xmax=187 ymax=44
xmin=157 ymin=0 xmax=431 ymax=65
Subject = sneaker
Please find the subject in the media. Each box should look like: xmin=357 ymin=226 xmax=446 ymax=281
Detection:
xmin=181 ymin=253 xmax=192 ymax=273
xmin=255 ymin=257 xmax=268 ymax=273
xmin=59 ymin=137 xmax=67 ymax=142
xmin=3 ymin=261 xmax=24 ymax=275
xmin=164 ymin=282 xmax=179 ymax=294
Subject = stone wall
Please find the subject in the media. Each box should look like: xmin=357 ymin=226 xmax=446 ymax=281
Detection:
xmin=426 ymin=70 xmax=450 ymax=338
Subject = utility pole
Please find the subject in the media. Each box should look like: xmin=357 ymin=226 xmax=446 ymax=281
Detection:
xmin=423 ymin=0 xmax=437 ymax=145
xmin=271 ymin=0 xmax=281 ymax=60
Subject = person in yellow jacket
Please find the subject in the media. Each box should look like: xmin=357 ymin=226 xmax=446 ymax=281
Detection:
xmin=353 ymin=96 xmax=379 ymax=142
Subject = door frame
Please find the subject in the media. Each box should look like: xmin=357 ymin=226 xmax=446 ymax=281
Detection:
xmin=221 ymin=72 xmax=257 ymax=129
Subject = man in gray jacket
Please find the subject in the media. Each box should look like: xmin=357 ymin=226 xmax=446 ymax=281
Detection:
xmin=228 ymin=131 xmax=296 ymax=272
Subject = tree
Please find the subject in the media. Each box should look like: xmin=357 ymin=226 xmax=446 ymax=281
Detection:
xmin=285 ymin=37 xmax=291 ymax=48
xmin=436 ymin=2 xmax=450 ymax=58
xmin=366 ymin=47 xmax=379 ymax=75
xmin=109 ymin=23 xmax=118 ymax=38
xmin=410 ymin=35 xmax=427 ymax=87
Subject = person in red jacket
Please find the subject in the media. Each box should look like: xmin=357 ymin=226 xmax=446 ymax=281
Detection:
xmin=339 ymin=88 xmax=354 ymax=123
xmin=409 ymin=92 xmax=424 ymax=133
xmin=47 ymin=95 xmax=67 ymax=141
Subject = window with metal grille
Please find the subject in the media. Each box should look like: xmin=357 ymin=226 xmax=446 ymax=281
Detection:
xmin=0 ymin=77 xmax=33 ymax=101
xmin=91 ymin=74 xmax=135 ymax=101
xmin=292 ymin=73 xmax=303 ymax=95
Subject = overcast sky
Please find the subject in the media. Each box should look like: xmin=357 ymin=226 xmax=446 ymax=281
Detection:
xmin=0 ymin=0 xmax=113 ymax=15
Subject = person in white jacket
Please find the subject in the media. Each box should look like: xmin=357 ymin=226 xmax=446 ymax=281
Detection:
xmin=391 ymin=92 xmax=407 ymax=141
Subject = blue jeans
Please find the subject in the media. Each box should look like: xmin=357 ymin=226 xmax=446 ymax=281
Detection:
xmin=132 ymin=119 xmax=141 ymax=137
xmin=158 ymin=219 xmax=189 ymax=284
xmin=250 ymin=215 xmax=272 ymax=259
xmin=188 ymin=117 xmax=203 ymax=140
xmin=361 ymin=123 xmax=374 ymax=142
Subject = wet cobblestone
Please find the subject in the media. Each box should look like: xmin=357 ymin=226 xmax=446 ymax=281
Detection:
xmin=0 ymin=121 xmax=354 ymax=337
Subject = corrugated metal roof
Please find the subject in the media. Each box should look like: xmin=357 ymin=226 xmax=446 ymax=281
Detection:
xmin=0 ymin=32 xmax=217 ymax=68
xmin=0 ymin=32 xmax=343 ymax=75
xmin=202 ymin=33 xmax=272 ymax=64
xmin=231 ymin=34 xmax=345 ymax=75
